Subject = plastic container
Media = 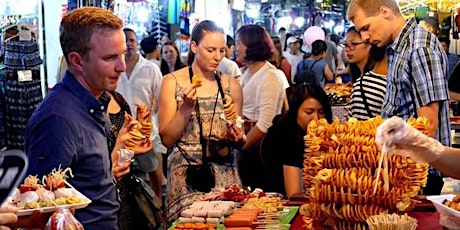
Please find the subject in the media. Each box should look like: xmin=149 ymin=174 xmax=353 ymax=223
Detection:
xmin=426 ymin=194 xmax=460 ymax=229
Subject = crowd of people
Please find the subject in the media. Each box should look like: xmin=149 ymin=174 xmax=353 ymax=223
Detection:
xmin=1 ymin=0 xmax=460 ymax=228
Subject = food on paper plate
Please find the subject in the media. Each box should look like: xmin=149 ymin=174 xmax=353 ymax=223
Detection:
xmin=192 ymin=75 xmax=203 ymax=88
xmin=442 ymin=194 xmax=460 ymax=211
xmin=8 ymin=166 xmax=90 ymax=214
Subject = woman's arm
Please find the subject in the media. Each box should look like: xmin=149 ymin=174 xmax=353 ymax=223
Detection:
xmin=283 ymin=165 xmax=302 ymax=198
xmin=158 ymin=74 xmax=196 ymax=147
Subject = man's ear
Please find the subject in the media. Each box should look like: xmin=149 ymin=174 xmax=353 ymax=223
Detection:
xmin=68 ymin=52 xmax=84 ymax=73
xmin=379 ymin=6 xmax=392 ymax=19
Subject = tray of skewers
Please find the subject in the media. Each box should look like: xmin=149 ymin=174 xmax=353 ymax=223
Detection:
xmin=169 ymin=186 xmax=298 ymax=230
xmin=5 ymin=165 xmax=91 ymax=216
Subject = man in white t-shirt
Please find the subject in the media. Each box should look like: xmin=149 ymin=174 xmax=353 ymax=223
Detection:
xmin=283 ymin=37 xmax=304 ymax=82
xmin=218 ymin=35 xmax=242 ymax=78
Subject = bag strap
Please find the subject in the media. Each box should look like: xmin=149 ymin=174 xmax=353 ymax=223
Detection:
xmin=189 ymin=67 xmax=207 ymax=163
xmin=188 ymin=67 xmax=220 ymax=163
xmin=214 ymin=71 xmax=225 ymax=99
xmin=359 ymin=75 xmax=374 ymax=118
xmin=309 ymin=59 xmax=320 ymax=70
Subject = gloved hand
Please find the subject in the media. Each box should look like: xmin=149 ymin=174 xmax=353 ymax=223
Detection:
xmin=375 ymin=116 xmax=445 ymax=163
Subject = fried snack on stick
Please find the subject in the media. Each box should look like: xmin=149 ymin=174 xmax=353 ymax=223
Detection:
xmin=124 ymin=114 xmax=145 ymax=150
xmin=191 ymin=75 xmax=202 ymax=88
xmin=136 ymin=103 xmax=153 ymax=138
xmin=223 ymin=96 xmax=238 ymax=122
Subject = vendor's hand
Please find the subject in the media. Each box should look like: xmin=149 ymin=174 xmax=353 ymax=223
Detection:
xmin=376 ymin=116 xmax=445 ymax=163
xmin=11 ymin=210 xmax=51 ymax=229
xmin=112 ymin=152 xmax=131 ymax=181
xmin=0 ymin=205 xmax=17 ymax=229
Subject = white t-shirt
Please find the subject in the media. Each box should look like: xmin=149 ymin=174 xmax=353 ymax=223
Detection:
xmin=283 ymin=51 xmax=304 ymax=82
xmin=218 ymin=57 xmax=242 ymax=78
xmin=239 ymin=62 xmax=285 ymax=133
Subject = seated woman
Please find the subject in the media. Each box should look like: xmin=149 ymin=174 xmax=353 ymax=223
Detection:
xmin=259 ymin=84 xmax=332 ymax=197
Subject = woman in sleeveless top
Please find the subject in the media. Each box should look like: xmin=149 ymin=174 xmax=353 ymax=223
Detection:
xmin=158 ymin=20 xmax=245 ymax=223
xmin=107 ymin=91 xmax=155 ymax=229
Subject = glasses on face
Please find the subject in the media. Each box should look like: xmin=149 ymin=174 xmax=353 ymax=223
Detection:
xmin=343 ymin=41 xmax=368 ymax=50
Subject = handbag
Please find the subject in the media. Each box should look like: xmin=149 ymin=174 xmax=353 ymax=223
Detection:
xmin=119 ymin=174 xmax=167 ymax=229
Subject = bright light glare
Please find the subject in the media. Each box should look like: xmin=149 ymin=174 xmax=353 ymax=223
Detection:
xmin=246 ymin=8 xmax=259 ymax=19
xmin=137 ymin=7 xmax=149 ymax=23
xmin=294 ymin=17 xmax=305 ymax=28
xmin=324 ymin=20 xmax=335 ymax=28
xmin=334 ymin=25 xmax=345 ymax=34
xmin=277 ymin=16 xmax=292 ymax=29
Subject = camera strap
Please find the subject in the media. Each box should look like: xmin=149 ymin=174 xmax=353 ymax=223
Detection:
xmin=188 ymin=67 xmax=221 ymax=163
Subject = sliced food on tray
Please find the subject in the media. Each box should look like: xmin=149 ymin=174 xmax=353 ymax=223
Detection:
xmin=6 ymin=165 xmax=90 ymax=214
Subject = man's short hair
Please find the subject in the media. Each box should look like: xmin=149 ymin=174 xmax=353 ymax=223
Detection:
xmin=140 ymin=36 xmax=159 ymax=54
xmin=279 ymin=27 xmax=286 ymax=32
xmin=347 ymin=0 xmax=401 ymax=21
xmin=60 ymin=7 xmax=123 ymax=63
xmin=420 ymin=16 xmax=439 ymax=34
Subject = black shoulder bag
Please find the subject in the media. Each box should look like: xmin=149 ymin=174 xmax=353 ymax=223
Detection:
xmin=181 ymin=67 xmax=221 ymax=193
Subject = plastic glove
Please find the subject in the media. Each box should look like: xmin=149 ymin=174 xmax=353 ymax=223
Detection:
xmin=375 ymin=116 xmax=445 ymax=163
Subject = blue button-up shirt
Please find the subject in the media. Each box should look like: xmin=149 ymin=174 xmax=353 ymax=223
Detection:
xmin=25 ymin=71 xmax=119 ymax=229
xmin=383 ymin=18 xmax=451 ymax=177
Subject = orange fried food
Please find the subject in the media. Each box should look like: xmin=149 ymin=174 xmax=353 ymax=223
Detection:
xmin=124 ymin=114 xmax=145 ymax=150
xmin=192 ymin=75 xmax=202 ymax=88
xmin=223 ymin=96 xmax=237 ymax=122
xmin=136 ymin=104 xmax=152 ymax=138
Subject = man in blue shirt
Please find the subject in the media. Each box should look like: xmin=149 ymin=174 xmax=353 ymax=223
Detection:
xmin=439 ymin=37 xmax=459 ymax=78
xmin=24 ymin=7 xmax=127 ymax=229
xmin=348 ymin=0 xmax=450 ymax=195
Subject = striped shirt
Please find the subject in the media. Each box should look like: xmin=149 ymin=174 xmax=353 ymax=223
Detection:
xmin=348 ymin=71 xmax=387 ymax=120
xmin=382 ymin=18 xmax=450 ymax=177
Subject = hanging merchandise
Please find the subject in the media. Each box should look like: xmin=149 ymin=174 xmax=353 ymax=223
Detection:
xmin=455 ymin=8 xmax=460 ymax=40
xmin=179 ymin=0 xmax=192 ymax=35
xmin=2 ymin=24 xmax=43 ymax=150
xmin=168 ymin=0 xmax=181 ymax=24
xmin=0 ymin=69 xmax=5 ymax=149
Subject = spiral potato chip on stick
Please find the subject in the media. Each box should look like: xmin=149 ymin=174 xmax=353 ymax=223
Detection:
xmin=136 ymin=104 xmax=152 ymax=138
xmin=124 ymin=114 xmax=145 ymax=150
xmin=191 ymin=75 xmax=202 ymax=88
xmin=223 ymin=96 xmax=238 ymax=122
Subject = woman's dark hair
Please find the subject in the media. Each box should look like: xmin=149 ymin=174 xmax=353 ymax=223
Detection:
xmin=346 ymin=26 xmax=375 ymax=83
xmin=287 ymin=84 xmax=333 ymax=124
xmin=226 ymin=35 xmax=235 ymax=48
xmin=236 ymin=24 xmax=274 ymax=62
xmin=311 ymin=40 xmax=327 ymax=56
xmin=187 ymin=20 xmax=225 ymax=65
xmin=369 ymin=45 xmax=386 ymax=62
xmin=330 ymin=34 xmax=340 ymax=46
xmin=161 ymin=41 xmax=185 ymax=75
